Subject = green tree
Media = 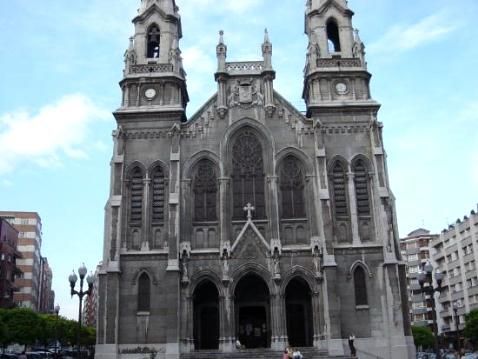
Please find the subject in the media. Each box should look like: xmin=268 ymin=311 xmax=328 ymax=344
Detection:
xmin=464 ymin=309 xmax=478 ymax=346
xmin=2 ymin=308 xmax=41 ymax=349
xmin=412 ymin=325 xmax=435 ymax=349
xmin=0 ymin=313 xmax=9 ymax=353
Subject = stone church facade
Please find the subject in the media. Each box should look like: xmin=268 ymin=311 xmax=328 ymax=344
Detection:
xmin=96 ymin=0 xmax=415 ymax=358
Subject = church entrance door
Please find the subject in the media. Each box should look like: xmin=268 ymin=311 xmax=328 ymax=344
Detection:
xmin=193 ymin=281 xmax=219 ymax=350
xmin=234 ymin=273 xmax=270 ymax=348
xmin=285 ymin=277 xmax=313 ymax=347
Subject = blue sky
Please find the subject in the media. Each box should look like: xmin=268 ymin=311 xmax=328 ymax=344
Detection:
xmin=1 ymin=0 xmax=477 ymax=319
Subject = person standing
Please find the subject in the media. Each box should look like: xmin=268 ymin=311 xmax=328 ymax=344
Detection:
xmin=348 ymin=334 xmax=356 ymax=357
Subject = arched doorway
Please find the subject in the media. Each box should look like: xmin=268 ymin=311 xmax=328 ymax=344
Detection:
xmin=193 ymin=280 xmax=219 ymax=350
xmin=285 ymin=277 xmax=313 ymax=347
xmin=234 ymin=273 xmax=270 ymax=348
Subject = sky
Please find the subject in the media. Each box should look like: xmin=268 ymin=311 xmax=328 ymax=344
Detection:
xmin=0 ymin=0 xmax=477 ymax=320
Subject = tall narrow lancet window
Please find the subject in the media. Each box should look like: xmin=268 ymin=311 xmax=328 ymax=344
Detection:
xmin=280 ymin=156 xmax=306 ymax=219
xmin=354 ymin=266 xmax=368 ymax=306
xmin=353 ymin=159 xmax=371 ymax=216
xmin=193 ymin=159 xmax=218 ymax=222
xmin=137 ymin=272 xmax=151 ymax=312
xmin=331 ymin=161 xmax=349 ymax=218
xmin=151 ymin=166 xmax=166 ymax=223
xmin=129 ymin=167 xmax=144 ymax=224
xmin=147 ymin=25 xmax=160 ymax=58
xmin=326 ymin=19 xmax=341 ymax=53
xmin=232 ymin=130 xmax=266 ymax=219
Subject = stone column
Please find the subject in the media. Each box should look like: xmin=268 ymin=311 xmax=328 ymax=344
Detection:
xmin=142 ymin=176 xmax=151 ymax=250
xmin=219 ymin=177 xmax=231 ymax=251
xmin=312 ymin=290 xmax=322 ymax=347
xmin=347 ymin=172 xmax=360 ymax=245
xmin=267 ymin=176 xmax=280 ymax=245
xmin=270 ymin=292 xmax=283 ymax=350
xmin=180 ymin=179 xmax=193 ymax=245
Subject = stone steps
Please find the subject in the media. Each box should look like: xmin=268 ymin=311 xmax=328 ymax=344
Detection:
xmin=180 ymin=347 xmax=354 ymax=359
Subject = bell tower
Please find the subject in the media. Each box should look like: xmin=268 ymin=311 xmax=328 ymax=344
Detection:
xmin=303 ymin=0 xmax=373 ymax=116
xmin=119 ymin=0 xmax=189 ymax=122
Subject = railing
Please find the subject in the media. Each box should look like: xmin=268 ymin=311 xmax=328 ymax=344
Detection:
xmin=226 ymin=61 xmax=264 ymax=74
xmin=130 ymin=63 xmax=174 ymax=74
xmin=316 ymin=58 xmax=362 ymax=68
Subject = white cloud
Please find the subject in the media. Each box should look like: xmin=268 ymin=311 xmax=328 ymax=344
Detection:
xmin=0 ymin=94 xmax=110 ymax=175
xmin=369 ymin=13 xmax=457 ymax=55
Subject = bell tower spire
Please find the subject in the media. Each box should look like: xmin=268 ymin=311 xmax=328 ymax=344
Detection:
xmin=303 ymin=0 xmax=373 ymax=116
xmin=117 ymin=0 xmax=188 ymax=122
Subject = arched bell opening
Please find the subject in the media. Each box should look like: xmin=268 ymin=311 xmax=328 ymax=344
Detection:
xmin=193 ymin=280 xmax=220 ymax=350
xmin=285 ymin=277 xmax=314 ymax=347
xmin=234 ymin=273 xmax=271 ymax=348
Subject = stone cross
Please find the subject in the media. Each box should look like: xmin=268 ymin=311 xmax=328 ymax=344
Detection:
xmin=243 ymin=203 xmax=255 ymax=220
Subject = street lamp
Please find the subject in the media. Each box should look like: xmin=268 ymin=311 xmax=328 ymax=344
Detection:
xmin=69 ymin=264 xmax=94 ymax=359
xmin=54 ymin=304 xmax=60 ymax=358
xmin=453 ymin=301 xmax=461 ymax=355
xmin=418 ymin=260 xmax=444 ymax=359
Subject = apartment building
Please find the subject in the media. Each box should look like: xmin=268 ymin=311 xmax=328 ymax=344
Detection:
xmin=39 ymin=257 xmax=54 ymax=313
xmin=0 ymin=218 xmax=22 ymax=308
xmin=0 ymin=211 xmax=43 ymax=310
xmin=401 ymin=228 xmax=439 ymax=328
xmin=431 ymin=208 xmax=478 ymax=335
xmin=82 ymin=262 xmax=100 ymax=327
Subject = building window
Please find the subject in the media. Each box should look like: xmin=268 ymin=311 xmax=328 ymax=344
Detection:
xmin=147 ymin=25 xmax=160 ymax=58
xmin=193 ymin=159 xmax=218 ymax=222
xmin=331 ymin=161 xmax=349 ymax=218
xmin=129 ymin=166 xmax=144 ymax=224
xmin=408 ymin=254 xmax=419 ymax=261
xmin=137 ymin=273 xmax=151 ymax=312
xmin=326 ymin=19 xmax=341 ymax=52
xmin=353 ymin=159 xmax=371 ymax=216
xmin=151 ymin=165 xmax=166 ymax=223
xmin=231 ymin=129 xmax=265 ymax=219
xmin=354 ymin=266 xmax=368 ymax=306
xmin=279 ymin=156 xmax=306 ymax=219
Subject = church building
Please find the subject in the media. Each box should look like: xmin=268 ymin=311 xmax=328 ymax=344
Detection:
xmin=96 ymin=0 xmax=415 ymax=358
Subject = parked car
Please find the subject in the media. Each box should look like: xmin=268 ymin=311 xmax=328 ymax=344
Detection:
xmin=0 ymin=354 xmax=18 ymax=359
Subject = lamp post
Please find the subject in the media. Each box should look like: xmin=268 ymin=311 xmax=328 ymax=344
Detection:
xmin=69 ymin=263 xmax=94 ymax=359
xmin=54 ymin=304 xmax=60 ymax=358
xmin=418 ymin=260 xmax=444 ymax=359
xmin=453 ymin=301 xmax=460 ymax=355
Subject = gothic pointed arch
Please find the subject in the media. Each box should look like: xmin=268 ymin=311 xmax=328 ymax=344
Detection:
xmin=353 ymin=265 xmax=368 ymax=306
xmin=146 ymin=23 xmax=161 ymax=58
xmin=150 ymin=163 xmax=167 ymax=224
xmin=230 ymin=127 xmax=266 ymax=219
xmin=127 ymin=164 xmax=146 ymax=226
xmin=329 ymin=158 xmax=349 ymax=218
xmin=326 ymin=18 xmax=341 ymax=53
xmin=137 ymin=272 xmax=151 ymax=312
xmin=279 ymin=155 xmax=306 ymax=219
xmin=192 ymin=159 xmax=218 ymax=222
xmin=284 ymin=276 xmax=314 ymax=347
xmin=351 ymin=156 xmax=371 ymax=216
xmin=193 ymin=279 xmax=220 ymax=349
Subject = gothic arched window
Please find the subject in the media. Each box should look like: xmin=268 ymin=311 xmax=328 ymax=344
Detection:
xmin=331 ymin=161 xmax=349 ymax=218
xmin=326 ymin=19 xmax=341 ymax=53
xmin=137 ymin=272 xmax=151 ymax=312
xmin=353 ymin=159 xmax=371 ymax=216
xmin=193 ymin=159 xmax=218 ymax=222
xmin=151 ymin=165 xmax=166 ymax=223
xmin=280 ymin=156 xmax=306 ymax=219
xmin=129 ymin=166 xmax=144 ymax=224
xmin=147 ymin=25 xmax=160 ymax=58
xmin=354 ymin=266 xmax=368 ymax=306
xmin=232 ymin=130 xmax=265 ymax=219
